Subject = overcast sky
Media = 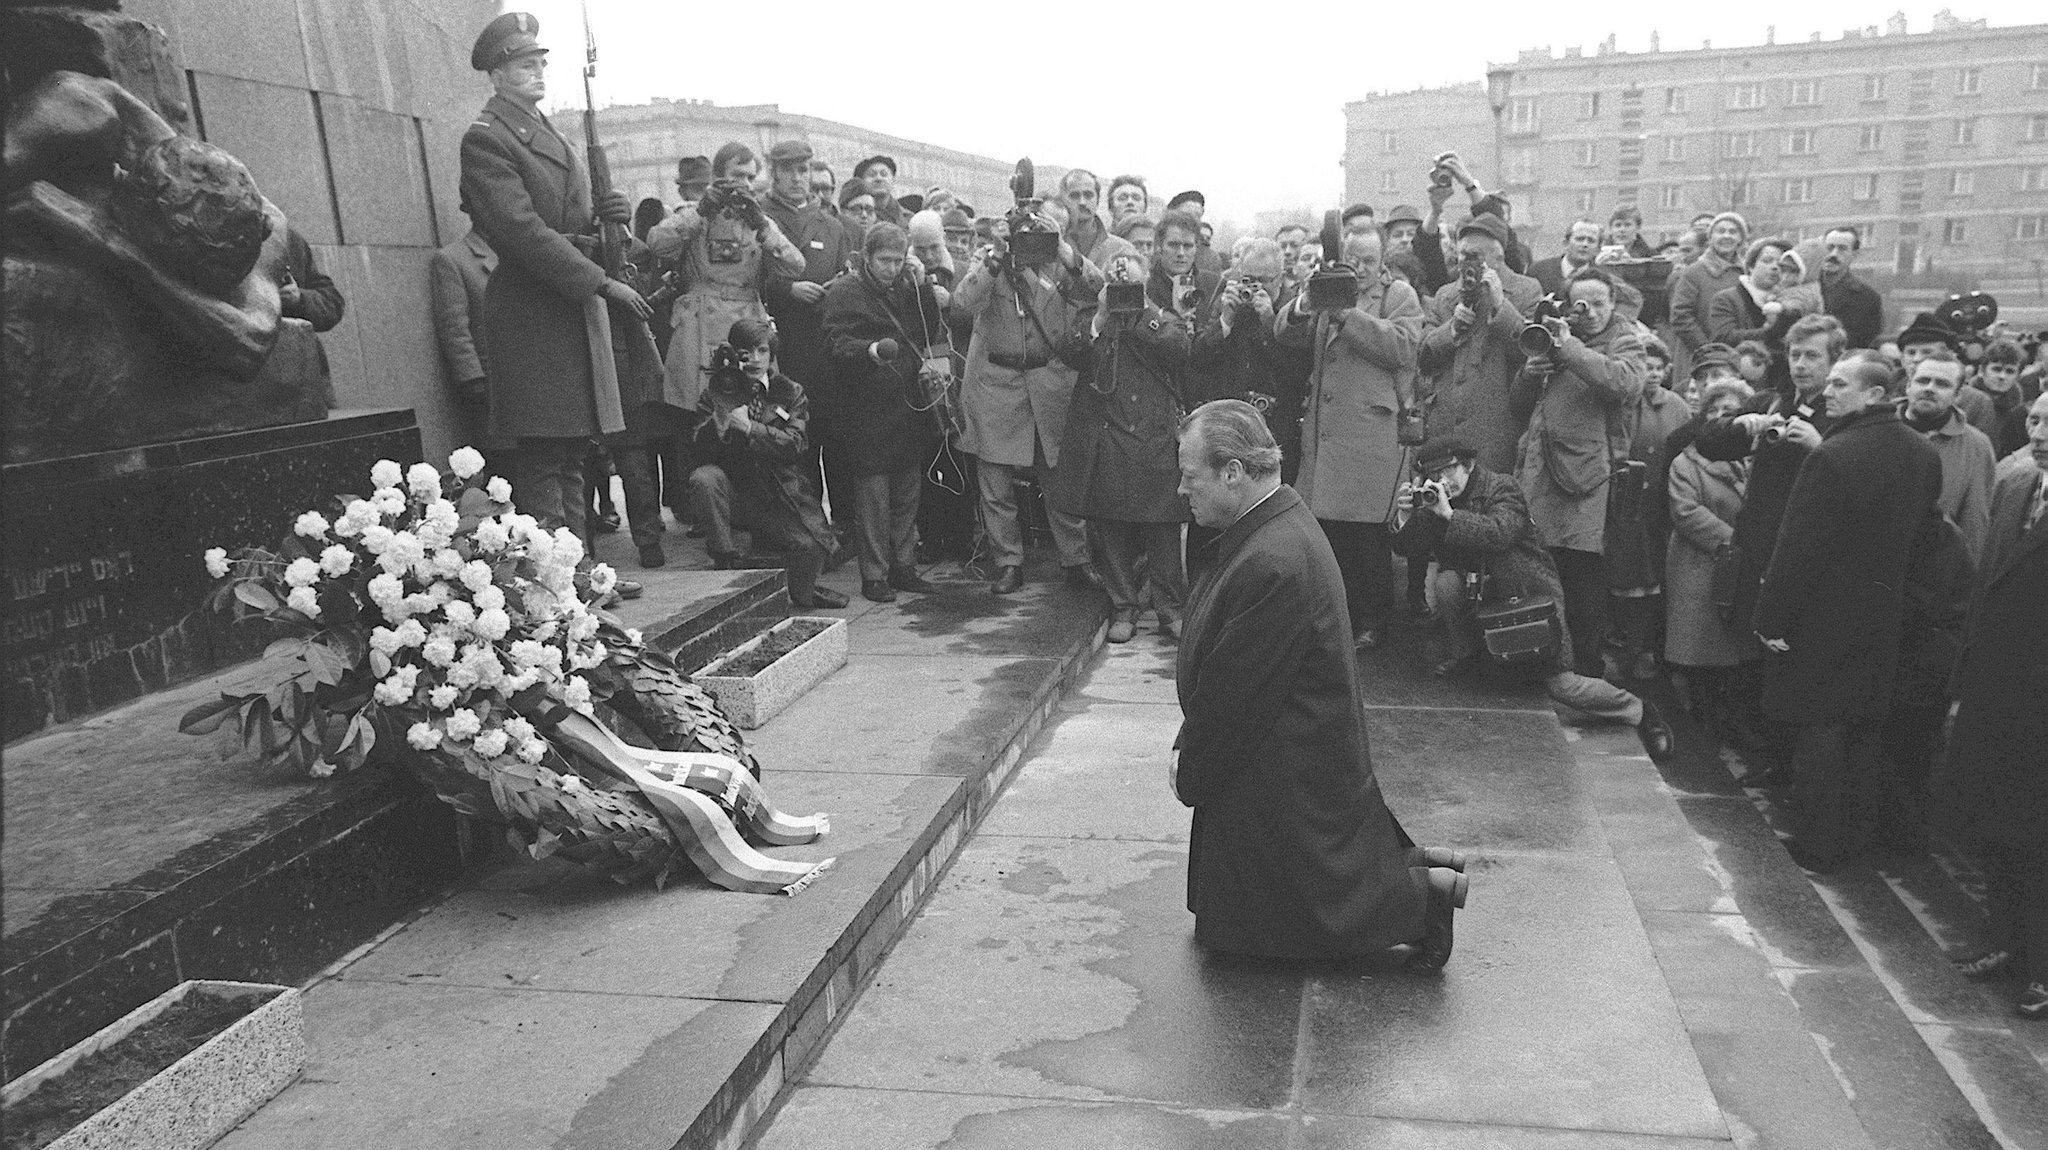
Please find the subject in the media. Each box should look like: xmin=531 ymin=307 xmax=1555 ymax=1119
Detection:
xmin=509 ymin=2 xmax=2041 ymax=226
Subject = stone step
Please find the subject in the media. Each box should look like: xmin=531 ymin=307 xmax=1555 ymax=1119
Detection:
xmin=0 ymin=567 xmax=785 ymax=1083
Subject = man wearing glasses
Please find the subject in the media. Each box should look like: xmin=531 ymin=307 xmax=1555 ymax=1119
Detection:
xmin=1192 ymin=240 xmax=1294 ymax=469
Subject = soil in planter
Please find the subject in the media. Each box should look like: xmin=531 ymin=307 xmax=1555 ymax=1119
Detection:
xmin=712 ymin=618 xmax=835 ymax=678
xmin=5 ymin=989 xmax=267 ymax=1150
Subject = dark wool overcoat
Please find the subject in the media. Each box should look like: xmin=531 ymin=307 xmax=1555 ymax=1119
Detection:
xmin=1751 ymin=406 xmax=1943 ymax=723
xmin=817 ymin=263 xmax=941 ymax=476
xmin=1174 ymin=486 xmax=1425 ymax=959
xmin=1693 ymin=390 xmax=1837 ymax=647
xmin=1936 ymin=470 xmax=2048 ymax=848
xmin=1052 ymin=306 xmax=1190 ymax=524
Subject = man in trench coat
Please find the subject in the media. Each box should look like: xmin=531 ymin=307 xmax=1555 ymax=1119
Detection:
xmin=1172 ymin=400 xmax=1464 ymax=968
xmin=458 ymin=13 xmax=663 ymax=546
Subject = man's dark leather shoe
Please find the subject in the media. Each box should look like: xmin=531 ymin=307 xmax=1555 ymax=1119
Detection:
xmin=889 ymin=567 xmax=937 ymax=594
xmin=796 ymin=585 xmax=849 ymax=609
xmin=613 ymin=578 xmax=642 ymax=600
xmin=638 ymin=542 xmax=666 ymax=568
xmin=1405 ymin=867 xmax=1467 ymax=973
xmin=861 ymin=579 xmax=896 ymax=603
xmin=1065 ymin=563 xmax=1100 ymax=589
xmin=1635 ymin=698 xmax=1675 ymax=763
xmin=990 ymin=565 xmax=1024 ymax=595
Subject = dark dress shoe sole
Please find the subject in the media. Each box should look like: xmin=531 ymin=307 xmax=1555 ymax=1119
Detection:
xmin=796 ymin=587 xmax=849 ymax=609
xmin=861 ymin=581 xmax=896 ymax=603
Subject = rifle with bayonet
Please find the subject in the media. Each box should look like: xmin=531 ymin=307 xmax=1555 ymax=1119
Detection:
xmin=581 ymin=0 xmax=627 ymax=284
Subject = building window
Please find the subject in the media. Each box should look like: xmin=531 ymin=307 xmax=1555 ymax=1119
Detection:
xmin=2022 ymin=166 xmax=2048 ymax=191
xmin=1730 ymin=179 xmax=1756 ymax=206
xmin=2018 ymin=215 xmax=2046 ymax=240
xmin=1785 ymin=128 xmax=1817 ymax=155
xmin=1727 ymin=81 xmax=1766 ymax=109
xmin=1664 ymin=136 xmax=1686 ymax=162
xmin=1943 ymin=218 xmax=1968 ymax=244
xmin=1507 ymin=148 xmax=1537 ymax=183
xmin=2032 ymin=114 xmax=2048 ymax=142
xmin=1659 ymin=184 xmax=1685 ymax=209
xmin=1574 ymin=140 xmax=1598 ymax=166
xmin=1784 ymin=178 xmax=1814 ymax=203
xmin=1578 ymin=91 xmax=1601 ymax=119
xmin=1381 ymin=170 xmax=1396 ymax=192
xmin=1954 ymin=118 xmax=1978 ymax=146
xmin=1509 ymin=97 xmax=1539 ymax=133
xmin=1576 ymin=190 xmax=1597 ymax=213
xmin=1665 ymin=87 xmax=1687 ymax=114
xmin=1724 ymin=131 xmax=1758 ymax=159
xmin=1853 ymin=173 xmax=1880 ymax=200
xmin=1382 ymin=131 xmax=1398 ymax=153
xmin=1957 ymin=67 xmax=1982 ymax=95
xmin=1951 ymin=170 xmax=1976 ymax=196
xmin=1863 ymin=74 xmax=1886 ymax=101
xmin=1859 ymin=124 xmax=1884 ymax=151
xmin=1788 ymin=79 xmax=1820 ymax=106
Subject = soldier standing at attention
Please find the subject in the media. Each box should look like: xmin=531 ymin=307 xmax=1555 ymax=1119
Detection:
xmin=459 ymin=12 xmax=651 ymax=596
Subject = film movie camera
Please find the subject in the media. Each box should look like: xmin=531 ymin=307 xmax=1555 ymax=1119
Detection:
xmin=1458 ymin=251 xmax=1486 ymax=308
xmin=1517 ymin=293 xmax=1590 ymax=355
xmin=1305 ymin=209 xmax=1360 ymax=312
xmin=1001 ymin=158 xmax=1060 ymax=269
xmin=1105 ymin=257 xmax=1147 ymax=319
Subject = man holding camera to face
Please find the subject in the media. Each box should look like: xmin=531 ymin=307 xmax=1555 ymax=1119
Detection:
xmin=1509 ymin=266 xmax=1647 ymax=680
xmin=952 ymin=197 xmax=1106 ymax=594
xmin=1418 ymin=214 xmax=1545 ymax=474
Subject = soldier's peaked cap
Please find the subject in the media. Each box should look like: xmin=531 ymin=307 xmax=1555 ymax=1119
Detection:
xmin=472 ymin=12 xmax=546 ymax=72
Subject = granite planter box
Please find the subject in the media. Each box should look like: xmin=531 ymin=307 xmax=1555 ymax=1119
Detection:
xmin=693 ymin=616 xmax=847 ymax=729
xmin=2 ymin=980 xmax=304 ymax=1150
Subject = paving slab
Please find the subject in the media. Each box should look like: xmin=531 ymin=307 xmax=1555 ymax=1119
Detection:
xmin=215 ymin=981 xmax=778 ymax=1150
xmin=978 ymin=699 xmax=1189 ymax=844
xmin=1366 ymin=708 xmax=1608 ymax=855
xmin=757 ymin=1087 xmax=1294 ymax=1150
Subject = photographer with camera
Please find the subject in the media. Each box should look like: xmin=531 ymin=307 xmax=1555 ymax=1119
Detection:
xmin=952 ymin=176 xmax=1106 ymax=594
xmin=1508 ymin=265 xmax=1647 ymax=679
xmin=1418 ymin=214 xmax=1544 ymax=474
xmin=760 ymin=140 xmax=856 ymax=530
xmin=1191 ymin=240 xmax=1299 ymax=475
xmin=1390 ymin=438 xmax=1673 ymax=759
xmin=1052 ymin=249 xmax=1191 ymax=642
xmin=684 ymin=319 xmax=847 ymax=609
xmin=1275 ymin=228 xmax=1426 ymax=649
xmin=820 ymin=223 xmax=950 ymax=603
xmin=647 ymin=142 xmax=805 ymax=416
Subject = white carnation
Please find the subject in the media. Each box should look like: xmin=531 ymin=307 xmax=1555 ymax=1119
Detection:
xmin=360 ymin=524 xmax=394 ymax=555
xmin=309 ymin=759 xmax=337 ymax=778
xmin=422 ymin=636 xmax=458 ymax=668
xmin=551 ymin=528 xmax=585 ymax=565
xmin=444 ymin=708 xmax=482 ymax=741
xmin=319 ymin=545 xmax=355 ymax=577
xmin=203 ymin=547 xmax=230 ymax=578
xmin=403 ymin=592 xmax=438 ymax=616
xmin=486 ymin=476 xmax=513 ymax=503
xmin=460 ymin=560 xmax=494 ymax=593
xmin=393 ymin=618 xmax=428 ymax=648
xmin=370 ymin=459 xmax=403 ymax=489
xmin=472 ymin=729 xmax=510 ymax=759
xmin=372 ymin=487 xmax=407 ymax=516
xmin=504 ymin=667 xmax=542 ymax=692
xmin=473 ymin=584 xmax=506 ymax=613
xmin=334 ymin=500 xmax=377 ymax=537
xmin=286 ymin=586 xmax=321 ymax=618
xmin=568 ymin=612 xmax=600 ymax=641
xmin=516 ymin=737 xmax=547 ymax=763
xmin=427 ymin=685 xmax=460 ymax=709
xmin=406 ymin=722 xmax=444 ymax=750
xmin=448 ymin=447 xmax=486 ymax=479
xmin=283 ymin=556 xmax=321 ymax=588
xmin=443 ymin=600 xmax=476 ymax=628
xmin=508 ymin=640 xmax=547 ymax=668
xmin=294 ymin=511 xmax=331 ymax=539
xmin=560 ymin=676 xmax=591 ymax=709
xmin=367 ymin=573 xmax=405 ymax=609
xmin=444 ymin=661 xmax=478 ymax=689
xmin=406 ymin=462 xmax=441 ymax=499
xmin=624 ymin=628 xmax=644 ymax=646
xmin=369 ymin=626 xmax=403 ymax=656
xmin=374 ymin=673 xmax=413 ymax=706
xmin=425 ymin=499 xmax=459 ymax=531
xmin=588 ymin=563 xmax=618 ymax=594
xmin=471 ymin=607 xmax=511 ymax=641
xmin=475 ymin=519 xmax=510 ymax=553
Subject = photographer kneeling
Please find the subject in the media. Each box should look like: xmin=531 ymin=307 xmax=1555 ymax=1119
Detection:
xmin=1391 ymin=438 xmax=1673 ymax=762
xmin=684 ymin=319 xmax=846 ymax=610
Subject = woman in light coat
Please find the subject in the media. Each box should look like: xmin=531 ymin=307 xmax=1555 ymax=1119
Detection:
xmin=1665 ymin=379 xmax=1752 ymax=735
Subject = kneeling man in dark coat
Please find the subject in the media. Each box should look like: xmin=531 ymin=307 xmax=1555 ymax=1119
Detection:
xmin=1172 ymin=399 xmax=1467 ymax=969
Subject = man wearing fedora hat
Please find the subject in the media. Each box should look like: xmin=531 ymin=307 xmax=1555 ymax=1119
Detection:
xmin=460 ymin=11 xmax=661 ymax=597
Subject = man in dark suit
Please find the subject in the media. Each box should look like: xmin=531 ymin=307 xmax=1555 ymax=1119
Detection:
xmin=1753 ymin=349 xmax=1943 ymax=871
xmin=1531 ymin=218 xmax=1602 ymax=297
xmin=1817 ymin=226 xmax=1884 ymax=349
xmin=458 ymin=11 xmax=652 ymax=577
xmin=761 ymin=139 xmax=854 ymax=527
xmin=1171 ymin=399 xmax=1465 ymax=969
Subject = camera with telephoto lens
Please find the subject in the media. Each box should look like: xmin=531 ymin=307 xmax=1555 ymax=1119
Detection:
xmin=1517 ymin=293 xmax=1589 ymax=355
xmin=1305 ymin=209 xmax=1360 ymax=312
xmin=1104 ymin=259 xmax=1146 ymax=319
xmin=1230 ymin=276 xmax=1268 ymax=318
xmin=1001 ymin=158 xmax=1060 ymax=269
xmin=704 ymin=178 xmax=765 ymax=228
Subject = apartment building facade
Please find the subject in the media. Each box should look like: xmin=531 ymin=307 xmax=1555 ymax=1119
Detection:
xmin=1346 ymin=21 xmax=2048 ymax=279
xmin=1342 ymin=82 xmax=1496 ymax=217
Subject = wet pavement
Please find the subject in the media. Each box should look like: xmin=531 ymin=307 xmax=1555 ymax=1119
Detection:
xmin=751 ymin=630 xmax=2048 ymax=1149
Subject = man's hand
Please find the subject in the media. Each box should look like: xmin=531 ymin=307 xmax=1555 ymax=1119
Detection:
xmin=904 ymin=254 xmax=926 ymax=282
xmin=1778 ymin=417 xmax=1822 ymax=449
xmin=790 ymin=280 xmax=826 ymax=305
xmin=1735 ymin=412 xmax=1776 ymax=437
xmin=1427 ymin=482 xmax=1453 ymax=519
xmin=1452 ymin=302 xmax=1477 ymax=329
xmin=1168 ymin=748 xmax=1180 ymax=797
xmin=727 ymin=406 xmax=753 ymax=434
xmin=597 ymin=190 xmax=633 ymax=226
xmin=279 ymin=282 xmax=303 ymax=311
xmin=1762 ymin=300 xmax=1785 ymax=320
xmin=601 ymin=279 xmax=651 ymax=319
xmin=1426 ymin=178 xmax=1455 ymax=213
xmin=1395 ymin=481 xmax=1421 ymax=515
xmin=1248 ymin=285 xmax=1274 ymax=321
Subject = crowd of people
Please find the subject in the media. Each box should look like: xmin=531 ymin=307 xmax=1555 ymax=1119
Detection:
xmin=447 ymin=14 xmax=2045 ymax=992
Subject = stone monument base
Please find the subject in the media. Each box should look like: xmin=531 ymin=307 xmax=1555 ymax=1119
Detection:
xmin=2 ymin=408 xmax=421 ymax=742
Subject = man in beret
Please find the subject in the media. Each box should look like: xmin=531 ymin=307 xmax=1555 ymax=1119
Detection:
xmin=854 ymin=155 xmax=905 ymax=228
xmin=761 ymin=138 xmax=855 ymax=526
xmin=460 ymin=12 xmax=657 ymax=596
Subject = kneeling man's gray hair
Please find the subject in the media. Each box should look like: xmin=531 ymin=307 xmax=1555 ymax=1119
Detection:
xmin=1180 ymin=399 xmax=1282 ymax=478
